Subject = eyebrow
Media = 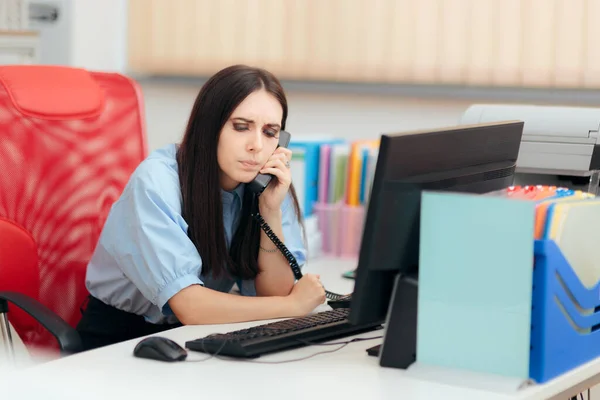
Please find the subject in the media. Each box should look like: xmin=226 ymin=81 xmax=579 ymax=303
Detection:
xmin=232 ymin=117 xmax=281 ymax=129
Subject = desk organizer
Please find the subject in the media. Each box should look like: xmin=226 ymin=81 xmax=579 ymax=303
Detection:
xmin=530 ymin=239 xmax=600 ymax=383
xmin=416 ymin=192 xmax=600 ymax=385
xmin=312 ymin=202 xmax=365 ymax=258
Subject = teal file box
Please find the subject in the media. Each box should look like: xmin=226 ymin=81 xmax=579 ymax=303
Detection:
xmin=416 ymin=191 xmax=535 ymax=380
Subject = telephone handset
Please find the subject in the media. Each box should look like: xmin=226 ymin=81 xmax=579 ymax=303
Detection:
xmin=248 ymin=130 xmax=344 ymax=301
xmin=247 ymin=130 xmax=291 ymax=195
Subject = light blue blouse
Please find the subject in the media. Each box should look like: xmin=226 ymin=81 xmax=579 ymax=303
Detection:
xmin=85 ymin=144 xmax=306 ymax=324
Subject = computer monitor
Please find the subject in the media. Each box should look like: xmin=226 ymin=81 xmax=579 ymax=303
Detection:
xmin=348 ymin=121 xmax=524 ymax=326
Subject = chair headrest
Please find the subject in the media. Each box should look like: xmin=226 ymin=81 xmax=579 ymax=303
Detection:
xmin=0 ymin=65 xmax=104 ymax=120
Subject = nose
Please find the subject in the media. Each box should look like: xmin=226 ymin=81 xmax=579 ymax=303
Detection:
xmin=246 ymin=128 xmax=263 ymax=153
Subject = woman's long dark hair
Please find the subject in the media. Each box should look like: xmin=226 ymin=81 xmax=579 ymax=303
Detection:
xmin=177 ymin=65 xmax=304 ymax=280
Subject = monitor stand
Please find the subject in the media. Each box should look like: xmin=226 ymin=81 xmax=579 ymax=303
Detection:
xmin=366 ymin=344 xmax=380 ymax=357
xmin=377 ymin=272 xmax=419 ymax=369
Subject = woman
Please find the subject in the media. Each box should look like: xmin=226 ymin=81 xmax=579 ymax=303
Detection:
xmin=76 ymin=65 xmax=326 ymax=350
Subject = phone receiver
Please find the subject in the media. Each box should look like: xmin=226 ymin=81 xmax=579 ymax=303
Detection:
xmin=247 ymin=130 xmax=291 ymax=195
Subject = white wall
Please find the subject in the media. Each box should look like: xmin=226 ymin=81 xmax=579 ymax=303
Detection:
xmin=70 ymin=0 xmax=127 ymax=72
xmin=29 ymin=0 xmax=72 ymax=65
xmin=29 ymin=0 xmax=127 ymax=72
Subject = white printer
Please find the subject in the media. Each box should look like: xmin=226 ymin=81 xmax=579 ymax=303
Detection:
xmin=460 ymin=104 xmax=600 ymax=194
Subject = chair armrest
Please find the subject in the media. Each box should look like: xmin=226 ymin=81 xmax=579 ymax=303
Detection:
xmin=0 ymin=291 xmax=82 ymax=355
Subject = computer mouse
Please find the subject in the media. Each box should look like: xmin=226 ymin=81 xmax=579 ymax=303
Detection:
xmin=133 ymin=336 xmax=188 ymax=362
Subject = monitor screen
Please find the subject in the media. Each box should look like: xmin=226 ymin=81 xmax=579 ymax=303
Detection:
xmin=348 ymin=121 xmax=525 ymax=325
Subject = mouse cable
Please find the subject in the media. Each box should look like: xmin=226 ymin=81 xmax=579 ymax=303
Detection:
xmin=183 ymin=336 xmax=228 ymax=362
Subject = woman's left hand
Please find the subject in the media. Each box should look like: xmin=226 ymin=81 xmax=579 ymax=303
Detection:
xmin=258 ymin=147 xmax=293 ymax=214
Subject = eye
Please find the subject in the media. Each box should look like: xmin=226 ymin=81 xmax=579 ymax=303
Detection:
xmin=233 ymin=123 xmax=249 ymax=131
xmin=263 ymin=128 xmax=278 ymax=138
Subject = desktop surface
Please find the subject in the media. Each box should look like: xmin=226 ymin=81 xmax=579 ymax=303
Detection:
xmin=3 ymin=257 xmax=599 ymax=400
xmin=4 ymin=327 xmax=518 ymax=400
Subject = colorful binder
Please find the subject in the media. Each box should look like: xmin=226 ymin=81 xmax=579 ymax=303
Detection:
xmin=346 ymin=139 xmax=379 ymax=206
xmin=288 ymin=138 xmax=345 ymax=216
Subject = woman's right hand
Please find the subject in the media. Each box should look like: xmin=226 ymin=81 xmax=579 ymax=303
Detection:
xmin=286 ymin=274 xmax=326 ymax=316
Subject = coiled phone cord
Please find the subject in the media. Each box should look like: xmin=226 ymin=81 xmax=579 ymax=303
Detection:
xmin=251 ymin=210 xmax=346 ymax=301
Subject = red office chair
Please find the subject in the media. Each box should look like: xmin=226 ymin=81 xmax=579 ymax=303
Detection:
xmin=0 ymin=65 xmax=148 ymax=356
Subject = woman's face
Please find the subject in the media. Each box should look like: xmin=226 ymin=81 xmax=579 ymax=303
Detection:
xmin=217 ymin=89 xmax=283 ymax=191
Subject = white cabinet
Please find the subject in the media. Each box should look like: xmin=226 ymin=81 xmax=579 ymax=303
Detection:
xmin=0 ymin=30 xmax=39 ymax=64
xmin=0 ymin=0 xmax=39 ymax=65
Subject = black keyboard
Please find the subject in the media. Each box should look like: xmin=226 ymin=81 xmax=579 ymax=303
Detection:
xmin=185 ymin=308 xmax=382 ymax=358
xmin=327 ymin=294 xmax=352 ymax=309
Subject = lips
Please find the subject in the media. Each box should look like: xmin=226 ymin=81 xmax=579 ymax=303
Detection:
xmin=240 ymin=160 xmax=260 ymax=169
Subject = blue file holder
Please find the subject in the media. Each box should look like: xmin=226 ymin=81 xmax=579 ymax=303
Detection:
xmin=531 ymin=239 xmax=600 ymax=383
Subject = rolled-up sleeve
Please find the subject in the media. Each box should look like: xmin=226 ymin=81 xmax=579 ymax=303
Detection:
xmin=99 ymin=171 xmax=203 ymax=311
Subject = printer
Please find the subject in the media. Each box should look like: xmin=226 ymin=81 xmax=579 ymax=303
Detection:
xmin=460 ymin=104 xmax=600 ymax=194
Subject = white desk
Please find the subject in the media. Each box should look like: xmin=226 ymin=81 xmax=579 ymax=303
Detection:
xmin=3 ymin=258 xmax=600 ymax=400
